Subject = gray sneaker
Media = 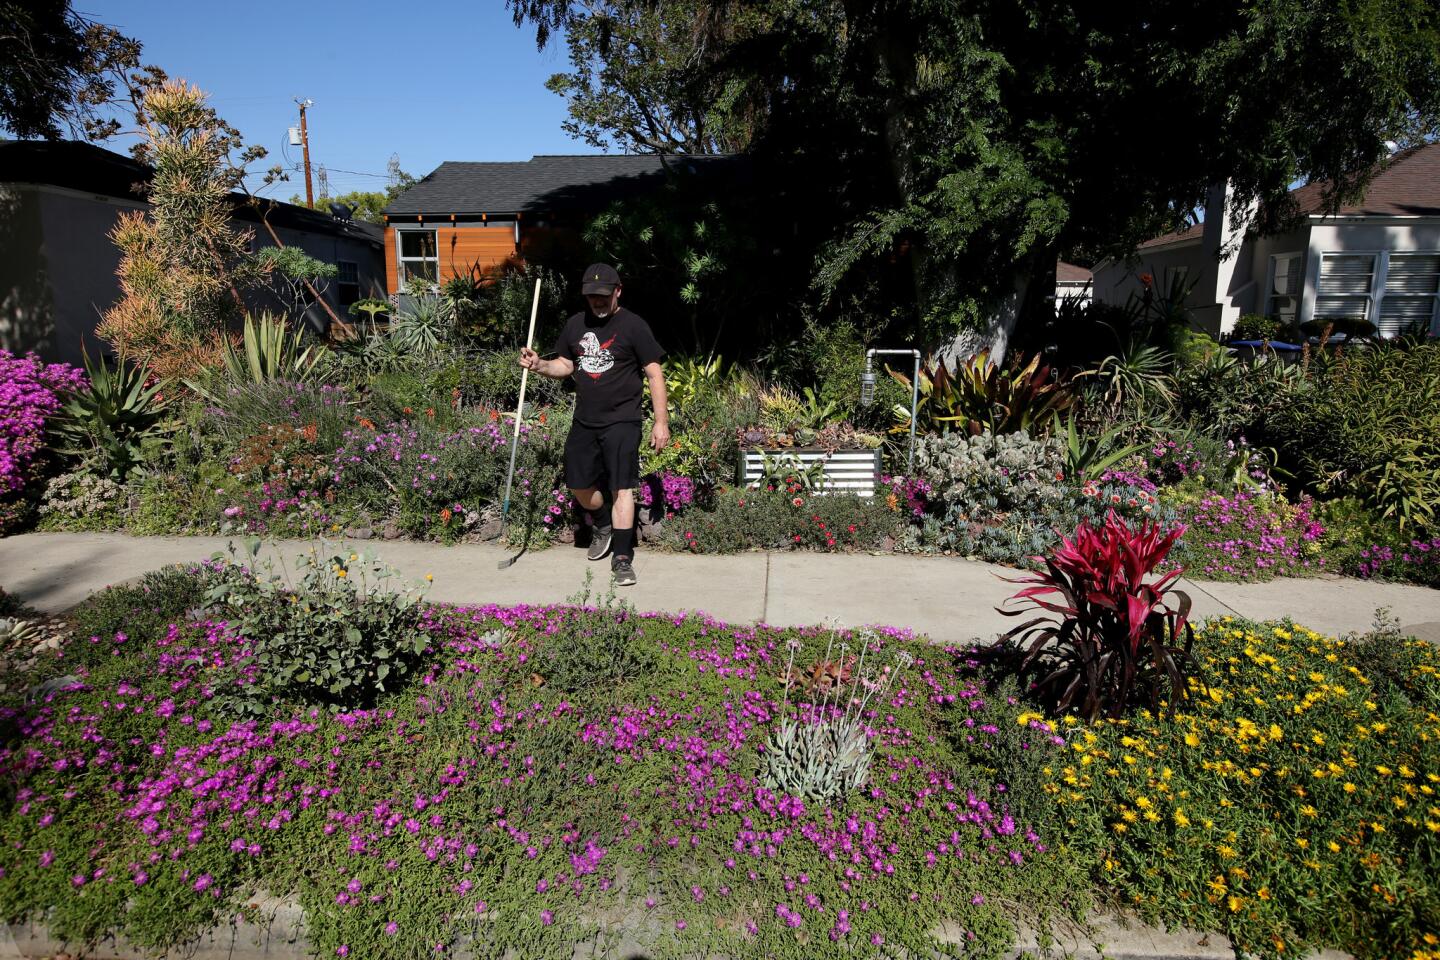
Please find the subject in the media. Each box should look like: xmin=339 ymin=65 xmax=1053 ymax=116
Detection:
xmin=611 ymin=558 xmax=637 ymax=586
xmin=587 ymin=524 xmax=613 ymax=561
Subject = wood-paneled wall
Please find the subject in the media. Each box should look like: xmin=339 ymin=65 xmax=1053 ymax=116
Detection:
xmin=383 ymin=229 xmax=398 ymax=294
xmin=437 ymin=228 xmax=518 ymax=279
xmin=384 ymin=225 xmax=583 ymax=295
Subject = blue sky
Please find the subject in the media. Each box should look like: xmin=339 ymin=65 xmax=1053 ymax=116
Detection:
xmin=83 ymin=0 xmax=593 ymax=198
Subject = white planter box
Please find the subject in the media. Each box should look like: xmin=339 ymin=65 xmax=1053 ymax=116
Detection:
xmin=739 ymin=447 xmax=882 ymax=497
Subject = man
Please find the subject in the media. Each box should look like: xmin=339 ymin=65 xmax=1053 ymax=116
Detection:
xmin=519 ymin=263 xmax=669 ymax=586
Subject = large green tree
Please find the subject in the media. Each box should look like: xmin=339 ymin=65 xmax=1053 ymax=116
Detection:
xmin=511 ymin=0 xmax=1440 ymax=354
xmin=0 ymin=1 xmax=163 ymax=141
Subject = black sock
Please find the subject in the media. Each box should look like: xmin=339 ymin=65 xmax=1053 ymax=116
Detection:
xmin=589 ymin=499 xmax=612 ymax=530
xmin=611 ymin=526 xmax=636 ymax=561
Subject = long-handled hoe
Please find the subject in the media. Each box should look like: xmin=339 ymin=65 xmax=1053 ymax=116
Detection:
xmin=495 ymin=278 xmax=542 ymax=569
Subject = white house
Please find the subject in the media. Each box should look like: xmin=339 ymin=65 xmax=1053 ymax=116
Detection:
xmin=1055 ymin=260 xmax=1092 ymax=309
xmin=1091 ymin=144 xmax=1440 ymax=339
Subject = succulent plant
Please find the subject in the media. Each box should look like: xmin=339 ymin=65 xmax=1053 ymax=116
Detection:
xmin=0 ymin=617 xmax=40 ymax=648
xmin=761 ymin=631 xmax=910 ymax=805
xmin=760 ymin=713 xmax=873 ymax=804
xmin=739 ymin=426 xmax=770 ymax=447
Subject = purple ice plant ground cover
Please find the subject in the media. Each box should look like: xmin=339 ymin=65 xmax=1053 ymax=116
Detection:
xmin=0 ymin=587 xmax=1086 ymax=960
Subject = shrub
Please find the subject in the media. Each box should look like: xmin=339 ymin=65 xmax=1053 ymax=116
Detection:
xmin=663 ymin=485 xmax=900 ymax=553
xmin=638 ymin=471 xmax=696 ymax=517
xmin=904 ymin=431 xmax=1175 ymax=564
xmin=1230 ymin=313 xmax=1285 ymax=341
xmin=0 ymin=351 xmax=86 ymax=508
xmin=330 ymin=416 xmax=564 ymax=541
xmin=1166 ymin=488 xmax=1327 ymax=581
xmin=528 ymin=576 xmax=654 ymax=694
xmin=1066 ymin=618 xmax=1440 ymax=959
xmin=203 ymin=540 xmax=430 ymax=715
xmin=67 ymin=567 xmax=210 ymax=668
xmin=1266 ymin=341 xmax=1440 ymax=532
xmin=204 ymin=380 xmax=354 ymax=451
xmin=218 ymin=423 xmax=339 ymax=537
xmin=993 ymin=510 xmax=1197 ymax=721
xmin=1172 ymin=349 xmax=1303 ymax=442
xmin=36 ymin=470 xmax=125 ymax=530
xmin=1355 ymin=533 xmax=1440 ymax=587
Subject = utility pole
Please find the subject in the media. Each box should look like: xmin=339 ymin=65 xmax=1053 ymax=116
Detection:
xmin=295 ymin=97 xmax=315 ymax=207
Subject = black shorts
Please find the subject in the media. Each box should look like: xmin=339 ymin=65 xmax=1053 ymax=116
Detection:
xmin=563 ymin=421 xmax=641 ymax=491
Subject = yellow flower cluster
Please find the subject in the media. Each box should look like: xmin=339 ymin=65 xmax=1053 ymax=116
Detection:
xmin=1035 ymin=618 xmax=1440 ymax=960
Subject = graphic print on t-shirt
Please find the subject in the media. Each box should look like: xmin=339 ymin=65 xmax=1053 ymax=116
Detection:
xmin=577 ymin=331 xmax=616 ymax=378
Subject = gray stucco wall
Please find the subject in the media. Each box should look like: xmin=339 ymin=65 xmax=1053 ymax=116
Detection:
xmin=1091 ymin=241 xmax=1214 ymax=328
xmin=0 ymin=184 xmax=130 ymax=366
xmin=0 ymin=182 xmax=384 ymax=365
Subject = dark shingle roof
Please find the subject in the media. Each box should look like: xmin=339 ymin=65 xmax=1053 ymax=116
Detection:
xmin=0 ymin=139 xmax=380 ymax=245
xmin=1131 ymin=142 xmax=1440 ymax=250
xmin=1291 ymin=142 xmax=1440 ymax=217
xmin=0 ymin=138 xmax=150 ymax=201
xmin=1056 ymin=260 xmax=1093 ymax=282
xmin=384 ymin=154 xmax=743 ymax=216
xmin=1137 ymin=222 xmax=1204 ymax=250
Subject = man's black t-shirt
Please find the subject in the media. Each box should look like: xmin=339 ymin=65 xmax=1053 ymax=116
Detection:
xmin=552 ymin=307 xmax=665 ymax=426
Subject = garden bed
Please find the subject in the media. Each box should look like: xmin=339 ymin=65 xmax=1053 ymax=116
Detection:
xmin=0 ymin=564 xmax=1435 ymax=960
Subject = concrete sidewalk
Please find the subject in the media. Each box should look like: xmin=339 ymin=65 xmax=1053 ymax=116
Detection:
xmin=3 ymin=532 xmax=1438 ymax=643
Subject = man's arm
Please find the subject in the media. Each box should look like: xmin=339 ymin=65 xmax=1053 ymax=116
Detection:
xmin=519 ymin=348 xmax=574 ymax=379
xmin=644 ymin=361 xmax=670 ymax=450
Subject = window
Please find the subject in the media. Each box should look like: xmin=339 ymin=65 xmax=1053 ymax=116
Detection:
xmin=1314 ymin=254 xmax=1376 ymax=323
xmin=336 ymin=260 xmax=360 ymax=307
xmin=1380 ymin=253 xmax=1440 ymax=337
xmin=397 ymin=230 xmax=437 ymax=291
xmin=1314 ymin=251 xmax=1440 ymax=337
xmin=1268 ymin=253 xmax=1301 ymax=323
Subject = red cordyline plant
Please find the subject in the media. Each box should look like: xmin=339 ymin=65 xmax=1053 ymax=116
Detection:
xmin=994 ymin=510 xmax=1200 ymax=722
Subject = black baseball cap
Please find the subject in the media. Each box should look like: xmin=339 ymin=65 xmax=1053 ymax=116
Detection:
xmin=581 ymin=263 xmax=621 ymax=295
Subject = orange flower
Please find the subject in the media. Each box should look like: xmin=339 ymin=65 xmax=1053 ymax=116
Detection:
xmin=358 ymin=417 xmax=377 ymax=431
xmin=439 ymin=507 xmax=453 ymax=524
xmin=426 ymin=407 xmax=435 ymax=419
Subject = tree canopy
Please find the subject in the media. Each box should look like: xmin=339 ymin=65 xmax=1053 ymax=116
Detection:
xmin=0 ymin=0 xmax=163 ymax=142
xmin=510 ymin=0 xmax=1440 ymax=352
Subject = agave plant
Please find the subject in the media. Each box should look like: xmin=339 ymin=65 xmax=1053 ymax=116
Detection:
xmin=994 ymin=510 xmax=1199 ymax=722
xmin=185 ymin=312 xmax=328 ymax=401
xmin=390 ymin=296 xmax=449 ymax=356
xmin=1085 ymin=341 xmax=1176 ymax=419
xmin=1054 ymin=414 xmax=1147 ymax=482
xmin=53 ymin=351 xmax=171 ymax=482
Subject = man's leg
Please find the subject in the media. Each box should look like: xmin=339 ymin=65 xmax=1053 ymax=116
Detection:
xmin=600 ymin=422 xmax=642 ymax=586
xmin=609 ymin=487 xmax=637 ymax=585
xmin=570 ymin=486 xmax=614 ymax=560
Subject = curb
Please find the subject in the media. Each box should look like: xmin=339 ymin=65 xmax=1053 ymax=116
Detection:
xmin=1 ymin=898 xmax=1356 ymax=960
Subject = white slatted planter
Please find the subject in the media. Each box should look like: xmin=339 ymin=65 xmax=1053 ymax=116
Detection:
xmin=739 ymin=447 xmax=882 ymax=497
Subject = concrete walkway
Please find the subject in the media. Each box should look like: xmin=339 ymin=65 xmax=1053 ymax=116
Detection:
xmin=3 ymin=532 xmax=1438 ymax=643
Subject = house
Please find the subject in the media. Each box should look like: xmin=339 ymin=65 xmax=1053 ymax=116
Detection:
xmin=0 ymin=140 xmax=387 ymax=366
xmin=381 ymin=154 xmax=743 ymax=298
xmin=1091 ymin=143 xmax=1440 ymax=339
xmin=1055 ymin=261 xmax=1092 ymax=309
